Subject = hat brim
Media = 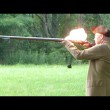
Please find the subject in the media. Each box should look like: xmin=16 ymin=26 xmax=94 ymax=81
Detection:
xmin=91 ymin=25 xmax=108 ymax=35
xmin=91 ymin=26 xmax=98 ymax=34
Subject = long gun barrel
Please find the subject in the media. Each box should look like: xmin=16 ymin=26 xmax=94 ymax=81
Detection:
xmin=0 ymin=35 xmax=64 ymax=42
xmin=0 ymin=35 xmax=94 ymax=48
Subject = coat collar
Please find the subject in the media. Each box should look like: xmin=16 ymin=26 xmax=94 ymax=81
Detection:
xmin=103 ymin=37 xmax=110 ymax=44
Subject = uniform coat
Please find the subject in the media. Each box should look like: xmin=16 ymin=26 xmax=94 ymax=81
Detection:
xmin=65 ymin=39 xmax=110 ymax=96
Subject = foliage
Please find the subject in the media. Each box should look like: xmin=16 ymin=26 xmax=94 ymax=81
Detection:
xmin=0 ymin=14 xmax=109 ymax=65
xmin=0 ymin=14 xmax=33 ymax=36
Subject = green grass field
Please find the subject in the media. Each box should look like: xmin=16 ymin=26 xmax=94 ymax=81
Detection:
xmin=0 ymin=64 xmax=89 ymax=96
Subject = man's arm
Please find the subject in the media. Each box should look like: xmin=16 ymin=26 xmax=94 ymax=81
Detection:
xmin=64 ymin=40 xmax=107 ymax=60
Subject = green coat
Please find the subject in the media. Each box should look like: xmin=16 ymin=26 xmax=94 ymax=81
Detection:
xmin=65 ymin=40 xmax=110 ymax=96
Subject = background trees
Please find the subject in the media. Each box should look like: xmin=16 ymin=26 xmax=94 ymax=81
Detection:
xmin=0 ymin=14 xmax=109 ymax=65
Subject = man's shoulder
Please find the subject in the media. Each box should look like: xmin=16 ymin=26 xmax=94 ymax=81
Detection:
xmin=95 ymin=44 xmax=107 ymax=47
xmin=94 ymin=44 xmax=110 ymax=51
xmin=88 ymin=44 xmax=108 ymax=51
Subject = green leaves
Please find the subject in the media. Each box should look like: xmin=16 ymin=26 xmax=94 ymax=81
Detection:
xmin=0 ymin=14 xmax=110 ymax=65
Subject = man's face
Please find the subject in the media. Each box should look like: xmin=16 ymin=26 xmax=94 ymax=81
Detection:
xmin=94 ymin=33 xmax=104 ymax=44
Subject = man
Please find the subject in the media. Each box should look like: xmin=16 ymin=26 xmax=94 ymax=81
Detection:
xmin=62 ymin=25 xmax=110 ymax=96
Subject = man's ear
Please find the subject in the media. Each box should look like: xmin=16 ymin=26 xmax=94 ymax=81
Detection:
xmin=101 ymin=34 xmax=104 ymax=39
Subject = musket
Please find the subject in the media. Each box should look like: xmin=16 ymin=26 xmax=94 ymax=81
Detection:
xmin=0 ymin=35 xmax=93 ymax=47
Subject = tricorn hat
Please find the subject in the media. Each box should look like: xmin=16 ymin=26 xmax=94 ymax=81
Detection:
xmin=91 ymin=25 xmax=110 ymax=37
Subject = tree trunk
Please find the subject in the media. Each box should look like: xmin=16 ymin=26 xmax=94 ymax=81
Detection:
xmin=77 ymin=14 xmax=83 ymax=27
xmin=64 ymin=14 xmax=71 ymax=36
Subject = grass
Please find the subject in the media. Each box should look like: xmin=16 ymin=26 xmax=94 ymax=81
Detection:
xmin=0 ymin=64 xmax=88 ymax=96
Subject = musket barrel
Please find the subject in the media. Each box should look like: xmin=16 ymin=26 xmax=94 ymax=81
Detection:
xmin=0 ymin=35 xmax=94 ymax=48
xmin=0 ymin=35 xmax=64 ymax=42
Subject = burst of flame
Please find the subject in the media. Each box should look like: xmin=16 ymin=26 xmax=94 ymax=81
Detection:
xmin=65 ymin=28 xmax=87 ymax=41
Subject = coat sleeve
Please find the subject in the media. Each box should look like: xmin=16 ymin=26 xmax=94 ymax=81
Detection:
xmin=64 ymin=40 xmax=107 ymax=60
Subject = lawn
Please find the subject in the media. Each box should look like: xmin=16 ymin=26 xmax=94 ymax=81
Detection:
xmin=0 ymin=64 xmax=88 ymax=96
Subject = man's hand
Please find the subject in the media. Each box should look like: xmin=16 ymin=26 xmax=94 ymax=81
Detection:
xmin=72 ymin=40 xmax=93 ymax=49
xmin=60 ymin=40 xmax=93 ymax=50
